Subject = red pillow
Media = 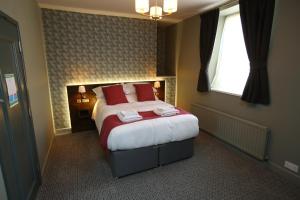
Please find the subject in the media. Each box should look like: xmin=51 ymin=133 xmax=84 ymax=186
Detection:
xmin=102 ymin=85 xmax=128 ymax=105
xmin=134 ymin=83 xmax=155 ymax=101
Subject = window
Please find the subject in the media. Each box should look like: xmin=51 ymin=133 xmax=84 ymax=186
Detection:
xmin=211 ymin=9 xmax=249 ymax=96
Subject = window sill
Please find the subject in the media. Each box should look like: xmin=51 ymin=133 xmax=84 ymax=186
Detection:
xmin=210 ymin=89 xmax=242 ymax=97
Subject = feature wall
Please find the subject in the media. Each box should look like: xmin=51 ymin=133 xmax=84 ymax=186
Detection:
xmin=42 ymin=9 xmax=176 ymax=130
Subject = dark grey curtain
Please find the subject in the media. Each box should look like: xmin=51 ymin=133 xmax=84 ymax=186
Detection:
xmin=239 ymin=0 xmax=275 ymax=104
xmin=197 ymin=9 xmax=219 ymax=92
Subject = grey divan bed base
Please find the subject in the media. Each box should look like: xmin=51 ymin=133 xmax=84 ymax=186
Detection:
xmin=108 ymin=138 xmax=195 ymax=177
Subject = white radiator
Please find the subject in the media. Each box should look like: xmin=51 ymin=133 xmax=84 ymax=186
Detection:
xmin=191 ymin=104 xmax=269 ymax=160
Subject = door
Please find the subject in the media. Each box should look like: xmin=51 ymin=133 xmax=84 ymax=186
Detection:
xmin=0 ymin=12 xmax=41 ymax=200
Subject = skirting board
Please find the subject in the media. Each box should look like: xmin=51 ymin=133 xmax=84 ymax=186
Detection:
xmin=268 ymin=161 xmax=300 ymax=187
xmin=201 ymin=129 xmax=300 ymax=187
xmin=55 ymin=128 xmax=72 ymax=135
xmin=55 ymin=128 xmax=98 ymax=135
xmin=200 ymin=128 xmax=266 ymax=161
xmin=41 ymin=134 xmax=54 ymax=175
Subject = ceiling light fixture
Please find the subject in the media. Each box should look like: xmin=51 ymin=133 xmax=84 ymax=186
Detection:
xmin=135 ymin=0 xmax=177 ymax=20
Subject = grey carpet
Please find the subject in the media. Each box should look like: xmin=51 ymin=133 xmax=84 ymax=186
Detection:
xmin=37 ymin=131 xmax=300 ymax=200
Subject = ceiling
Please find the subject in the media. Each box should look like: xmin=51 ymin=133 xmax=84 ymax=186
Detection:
xmin=37 ymin=0 xmax=230 ymax=23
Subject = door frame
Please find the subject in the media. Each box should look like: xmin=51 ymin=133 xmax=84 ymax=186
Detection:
xmin=0 ymin=10 xmax=41 ymax=200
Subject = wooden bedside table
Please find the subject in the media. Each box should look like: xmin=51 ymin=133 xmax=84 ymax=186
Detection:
xmin=67 ymin=87 xmax=97 ymax=133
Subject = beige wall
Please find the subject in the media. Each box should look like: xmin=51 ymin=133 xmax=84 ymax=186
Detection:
xmin=0 ymin=0 xmax=54 ymax=173
xmin=176 ymin=0 xmax=300 ymax=182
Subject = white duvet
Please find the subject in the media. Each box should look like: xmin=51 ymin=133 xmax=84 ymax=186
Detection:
xmin=92 ymin=100 xmax=199 ymax=151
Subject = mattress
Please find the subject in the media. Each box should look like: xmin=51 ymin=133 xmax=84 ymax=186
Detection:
xmin=92 ymin=100 xmax=199 ymax=151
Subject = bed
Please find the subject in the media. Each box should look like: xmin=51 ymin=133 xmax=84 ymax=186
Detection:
xmin=91 ymin=83 xmax=199 ymax=177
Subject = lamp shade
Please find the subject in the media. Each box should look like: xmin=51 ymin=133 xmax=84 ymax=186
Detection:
xmin=163 ymin=0 xmax=177 ymax=13
xmin=78 ymin=85 xmax=86 ymax=93
xmin=135 ymin=0 xmax=149 ymax=14
xmin=150 ymin=6 xmax=162 ymax=20
xmin=154 ymin=81 xmax=161 ymax=89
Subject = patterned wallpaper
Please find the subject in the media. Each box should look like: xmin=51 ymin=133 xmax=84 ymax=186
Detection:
xmin=42 ymin=9 xmax=176 ymax=130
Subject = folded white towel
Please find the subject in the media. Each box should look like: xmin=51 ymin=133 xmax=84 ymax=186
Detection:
xmin=155 ymin=106 xmax=177 ymax=112
xmin=119 ymin=110 xmax=139 ymax=118
xmin=155 ymin=106 xmax=175 ymax=112
xmin=154 ymin=107 xmax=179 ymax=117
xmin=117 ymin=111 xmax=142 ymax=123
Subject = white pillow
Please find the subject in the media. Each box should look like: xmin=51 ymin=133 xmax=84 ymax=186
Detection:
xmin=122 ymin=82 xmax=145 ymax=95
xmin=92 ymin=86 xmax=104 ymax=98
xmin=126 ymin=94 xmax=138 ymax=103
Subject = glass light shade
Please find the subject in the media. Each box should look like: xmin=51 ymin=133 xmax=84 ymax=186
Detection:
xmin=78 ymin=85 xmax=86 ymax=93
xmin=135 ymin=0 xmax=149 ymax=14
xmin=154 ymin=81 xmax=161 ymax=88
xmin=163 ymin=0 xmax=177 ymax=13
xmin=150 ymin=6 xmax=162 ymax=20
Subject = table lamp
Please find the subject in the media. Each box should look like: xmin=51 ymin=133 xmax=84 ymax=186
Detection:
xmin=78 ymin=85 xmax=86 ymax=99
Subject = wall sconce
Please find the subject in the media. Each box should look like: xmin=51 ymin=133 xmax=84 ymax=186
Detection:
xmin=153 ymin=81 xmax=161 ymax=97
xmin=78 ymin=85 xmax=89 ymax=103
xmin=78 ymin=85 xmax=86 ymax=98
xmin=154 ymin=81 xmax=161 ymax=89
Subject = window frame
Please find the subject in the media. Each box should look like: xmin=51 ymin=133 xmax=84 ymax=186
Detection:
xmin=208 ymin=5 xmax=249 ymax=97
